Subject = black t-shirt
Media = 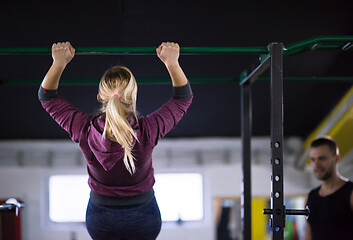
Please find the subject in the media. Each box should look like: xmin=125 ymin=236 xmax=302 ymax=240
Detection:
xmin=306 ymin=181 xmax=353 ymax=240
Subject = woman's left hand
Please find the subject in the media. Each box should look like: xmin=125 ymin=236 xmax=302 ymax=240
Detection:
xmin=156 ymin=42 xmax=180 ymax=67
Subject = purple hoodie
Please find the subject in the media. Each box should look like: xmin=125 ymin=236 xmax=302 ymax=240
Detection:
xmin=39 ymin=87 xmax=192 ymax=197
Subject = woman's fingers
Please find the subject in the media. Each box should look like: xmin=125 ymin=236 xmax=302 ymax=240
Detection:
xmin=51 ymin=42 xmax=75 ymax=65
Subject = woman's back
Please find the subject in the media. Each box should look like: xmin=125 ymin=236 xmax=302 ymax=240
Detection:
xmin=39 ymin=41 xmax=192 ymax=240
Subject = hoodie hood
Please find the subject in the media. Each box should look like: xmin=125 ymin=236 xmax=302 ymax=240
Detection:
xmin=87 ymin=116 xmax=138 ymax=171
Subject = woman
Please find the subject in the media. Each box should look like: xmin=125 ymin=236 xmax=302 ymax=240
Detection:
xmin=39 ymin=41 xmax=193 ymax=240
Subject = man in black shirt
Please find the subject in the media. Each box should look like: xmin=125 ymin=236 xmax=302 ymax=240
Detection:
xmin=305 ymin=137 xmax=353 ymax=240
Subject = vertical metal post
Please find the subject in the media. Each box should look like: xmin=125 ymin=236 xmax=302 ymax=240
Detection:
xmin=241 ymin=83 xmax=252 ymax=240
xmin=270 ymin=42 xmax=285 ymax=240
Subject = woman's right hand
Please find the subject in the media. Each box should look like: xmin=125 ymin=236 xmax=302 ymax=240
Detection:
xmin=156 ymin=42 xmax=180 ymax=67
xmin=156 ymin=42 xmax=188 ymax=87
xmin=52 ymin=42 xmax=75 ymax=67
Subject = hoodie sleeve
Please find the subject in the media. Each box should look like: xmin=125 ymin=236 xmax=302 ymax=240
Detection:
xmin=143 ymin=83 xmax=193 ymax=146
xmin=38 ymin=87 xmax=91 ymax=142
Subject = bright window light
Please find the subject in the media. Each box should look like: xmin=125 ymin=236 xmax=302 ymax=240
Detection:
xmin=48 ymin=173 xmax=203 ymax=223
xmin=154 ymin=173 xmax=203 ymax=221
xmin=49 ymin=175 xmax=90 ymax=222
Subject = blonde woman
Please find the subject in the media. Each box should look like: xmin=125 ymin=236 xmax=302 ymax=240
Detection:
xmin=39 ymin=41 xmax=192 ymax=240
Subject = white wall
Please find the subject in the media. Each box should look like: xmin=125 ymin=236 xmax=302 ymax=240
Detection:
xmin=0 ymin=138 xmax=313 ymax=240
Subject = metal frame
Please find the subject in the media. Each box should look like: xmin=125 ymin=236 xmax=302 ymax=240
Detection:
xmin=241 ymin=82 xmax=252 ymax=240
xmin=240 ymin=42 xmax=309 ymax=240
xmin=269 ymin=42 xmax=286 ymax=238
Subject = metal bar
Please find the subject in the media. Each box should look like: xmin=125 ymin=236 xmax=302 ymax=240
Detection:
xmin=0 ymin=204 xmax=16 ymax=211
xmin=1 ymin=36 xmax=352 ymax=56
xmin=239 ymin=55 xmax=271 ymax=86
xmin=284 ymin=35 xmax=353 ymax=57
xmin=263 ymin=208 xmax=310 ymax=216
xmin=3 ymin=76 xmax=353 ymax=85
xmin=0 ymin=35 xmax=351 ymax=60
xmin=241 ymin=83 xmax=252 ymax=240
xmin=342 ymin=42 xmax=353 ymax=50
xmin=285 ymin=208 xmax=310 ymax=216
xmin=258 ymin=76 xmax=353 ymax=82
xmin=270 ymin=42 xmax=285 ymax=240
xmin=0 ymin=46 xmax=269 ymax=55
xmin=0 ymin=77 xmax=239 ymax=85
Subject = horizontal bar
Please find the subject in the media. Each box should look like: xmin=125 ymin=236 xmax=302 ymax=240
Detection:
xmin=2 ymin=76 xmax=353 ymax=85
xmin=0 ymin=46 xmax=269 ymax=55
xmin=1 ymin=36 xmax=352 ymax=56
xmin=258 ymin=76 xmax=353 ymax=82
xmin=286 ymin=208 xmax=310 ymax=216
xmin=284 ymin=35 xmax=353 ymax=57
xmin=0 ymin=204 xmax=16 ymax=211
xmin=0 ymin=77 xmax=238 ymax=85
xmin=263 ymin=208 xmax=278 ymax=215
xmin=263 ymin=208 xmax=309 ymax=216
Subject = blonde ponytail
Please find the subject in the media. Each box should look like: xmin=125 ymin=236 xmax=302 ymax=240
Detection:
xmin=98 ymin=66 xmax=139 ymax=175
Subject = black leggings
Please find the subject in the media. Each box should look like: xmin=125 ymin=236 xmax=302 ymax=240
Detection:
xmin=86 ymin=197 xmax=162 ymax=240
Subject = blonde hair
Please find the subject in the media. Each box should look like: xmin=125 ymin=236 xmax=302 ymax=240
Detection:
xmin=98 ymin=66 xmax=139 ymax=174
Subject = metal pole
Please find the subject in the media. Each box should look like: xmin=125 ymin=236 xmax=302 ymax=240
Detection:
xmin=241 ymin=83 xmax=252 ymax=240
xmin=270 ymin=42 xmax=285 ymax=240
xmin=239 ymin=55 xmax=271 ymax=86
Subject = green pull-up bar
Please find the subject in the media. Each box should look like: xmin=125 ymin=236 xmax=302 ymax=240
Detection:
xmin=0 ymin=36 xmax=352 ymax=55
xmin=284 ymin=35 xmax=353 ymax=57
xmin=3 ymin=76 xmax=353 ymax=85
xmin=0 ymin=46 xmax=268 ymax=55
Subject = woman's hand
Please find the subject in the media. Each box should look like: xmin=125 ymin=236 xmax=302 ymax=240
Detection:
xmin=156 ymin=42 xmax=180 ymax=67
xmin=52 ymin=42 xmax=75 ymax=67
xmin=156 ymin=42 xmax=188 ymax=87
xmin=41 ymin=41 xmax=75 ymax=90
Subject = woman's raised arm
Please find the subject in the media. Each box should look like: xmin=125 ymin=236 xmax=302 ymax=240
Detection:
xmin=41 ymin=41 xmax=75 ymax=90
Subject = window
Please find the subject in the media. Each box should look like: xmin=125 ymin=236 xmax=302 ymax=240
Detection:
xmin=49 ymin=175 xmax=90 ymax=222
xmin=46 ymin=172 xmax=203 ymax=228
xmin=154 ymin=173 xmax=203 ymax=222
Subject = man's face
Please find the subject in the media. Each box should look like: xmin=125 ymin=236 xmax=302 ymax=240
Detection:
xmin=309 ymin=145 xmax=337 ymax=181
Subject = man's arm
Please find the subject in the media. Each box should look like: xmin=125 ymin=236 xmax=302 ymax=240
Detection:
xmin=305 ymin=222 xmax=312 ymax=240
xmin=350 ymin=188 xmax=353 ymax=212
